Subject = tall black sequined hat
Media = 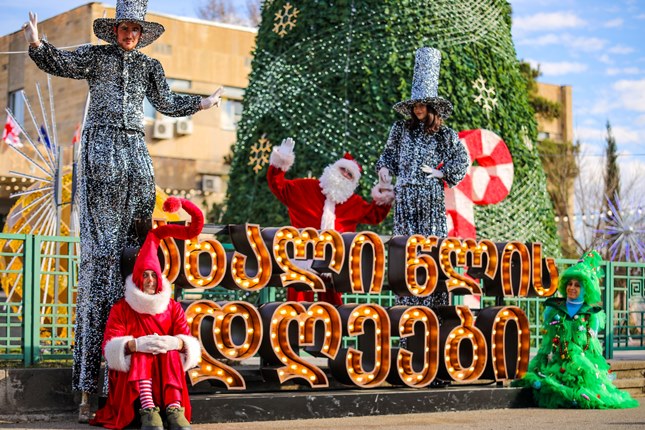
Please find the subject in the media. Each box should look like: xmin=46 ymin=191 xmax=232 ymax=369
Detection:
xmin=93 ymin=0 xmax=165 ymax=49
xmin=393 ymin=47 xmax=453 ymax=119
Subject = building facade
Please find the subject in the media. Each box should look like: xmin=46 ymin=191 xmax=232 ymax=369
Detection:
xmin=0 ymin=2 xmax=255 ymax=221
xmin=1 ymin=3 xmax=573 ymax=235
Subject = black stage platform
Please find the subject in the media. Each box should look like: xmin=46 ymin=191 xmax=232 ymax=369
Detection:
xmin=187 ymin=365 xmax=533 ymax=423
xmin=189 ymin=385 xmax=532 ymax=423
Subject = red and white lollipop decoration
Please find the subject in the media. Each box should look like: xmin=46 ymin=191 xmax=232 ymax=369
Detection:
xmin=445 ymin=129 xmax=514 ymax=239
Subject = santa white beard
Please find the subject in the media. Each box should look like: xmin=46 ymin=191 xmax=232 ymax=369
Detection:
xmin=318 ymin=164 xmax=359 ymax=230
xmin=319 ymin=164 xmax=358 ymax=205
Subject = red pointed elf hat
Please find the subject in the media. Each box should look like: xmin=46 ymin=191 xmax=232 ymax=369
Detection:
xmin=131 ymin=197 xmax=204 ymax=293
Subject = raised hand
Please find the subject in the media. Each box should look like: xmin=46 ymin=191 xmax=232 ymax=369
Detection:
xmin=200 ymin=86 xmax=223 ymax=110
xmin=378 ymin=167 xmax=392 ymax=184
xmin=23 ymin=12 xmax=39 ymax=46
xmin=279 ymin=137 xmax=295 ymax=155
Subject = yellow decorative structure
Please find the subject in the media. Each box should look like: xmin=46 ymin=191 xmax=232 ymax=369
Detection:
xmin=0 ymin=180 xmax=181 ymax=336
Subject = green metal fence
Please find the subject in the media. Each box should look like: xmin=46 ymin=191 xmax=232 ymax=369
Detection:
xmin=2 ymin=232 xmax=644 ymax=365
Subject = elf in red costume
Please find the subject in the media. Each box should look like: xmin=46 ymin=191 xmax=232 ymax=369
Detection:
xmin=91 ymin=197 xmax=203 ymax=430
xmin=267 ymin=137 xmax=394 ymax=305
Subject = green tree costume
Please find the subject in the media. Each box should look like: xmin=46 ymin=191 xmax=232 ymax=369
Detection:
xmin=514 ymin=251 xmax=638 ymax=409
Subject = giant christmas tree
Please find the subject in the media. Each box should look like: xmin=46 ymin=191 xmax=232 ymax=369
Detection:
xmin=223 ymin=0 xmax=561 ymax=255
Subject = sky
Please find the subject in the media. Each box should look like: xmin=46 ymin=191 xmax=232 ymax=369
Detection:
xmin=2 ymin=0 xmax=644 ymax=192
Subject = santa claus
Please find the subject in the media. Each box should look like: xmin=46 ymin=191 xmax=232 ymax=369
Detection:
xmin=91 ymin=197 xmax=202 ymax=430
xmin=267 ymin=137 xmax=394 ymax=305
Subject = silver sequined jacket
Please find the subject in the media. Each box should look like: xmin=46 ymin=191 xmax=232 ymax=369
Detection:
xmin=376 ymin=120 xmax=469 ymax=238
xmin=29 ymin=41 xmax=201 ymax=132
xmin=377 ymin=121 xmax=468 ymax=188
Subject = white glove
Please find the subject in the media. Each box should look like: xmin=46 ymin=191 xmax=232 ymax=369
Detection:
xmin=200 ymin=87 xmax=223 ymax=110
xmin=378 ymin=167 xmax=392 ymax=184
xmin=278 ymin=137 xmax=295 ymax=155
xmin=22 ymin=12 xmax=39 ymax=45
xmin=421 ymin=164 xmax=444 ymax=179
xmin=154 ymin=335 xmax=182 ymax=353
xmin=134 ymin=334 xmax=164 ymax=354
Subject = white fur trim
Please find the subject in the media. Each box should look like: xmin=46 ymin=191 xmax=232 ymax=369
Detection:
xmin=371 ymin=183 xmax=395 ymax=206
xmin=176 ymin=334 xmax=202 ymax=371
xmin=320 ymin=198 xmax=336 ymax=230
xmin=124 ymin=275 xmax=172 ymax=315
xmin=332 ymin=158 xmax=361 ymax=182
xmin=104 ymin=336 xmax=133 ymax=372
xmin=269 ymin=148 xmax=295 ymax=171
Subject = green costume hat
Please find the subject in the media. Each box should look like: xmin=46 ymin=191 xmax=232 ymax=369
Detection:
xmin=558 ymin=250 xmax=604 ymax=305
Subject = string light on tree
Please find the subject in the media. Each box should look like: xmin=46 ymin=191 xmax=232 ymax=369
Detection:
xmin=224 ymin=0 xmax=560 ymax=258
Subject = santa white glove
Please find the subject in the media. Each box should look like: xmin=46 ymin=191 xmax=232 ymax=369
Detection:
xmin=378 ymin=167 xmax=392 ymax=184
xmin=371 ymin=171 xmax=395 ymax=206
xmin=421 ymin=164 xmax=444 ymax=179
xmin=134 ymin=334 xmax=164 ymax=354
xmin=154 ymin=335 xmax=182 ymax=353
xmin=200 ymin=87 xmax=223 ymax=110
xmin=278 ymin=137 xmax=295 ymax=155
xmin=22 ymin=12 xmax=40 ymax=46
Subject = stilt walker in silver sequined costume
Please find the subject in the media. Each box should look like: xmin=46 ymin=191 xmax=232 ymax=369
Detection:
xmin=376 ymin=47 xmax=469 ymax=310
xmin=23 ymin=0 xmax=222 ymax=420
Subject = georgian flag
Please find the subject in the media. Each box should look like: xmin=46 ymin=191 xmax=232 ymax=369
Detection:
xmin=2 ymin=115 xmax=23 ymax=148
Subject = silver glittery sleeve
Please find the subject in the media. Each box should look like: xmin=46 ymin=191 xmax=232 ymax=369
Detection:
xmin=145 ymin=58 xmax=201 ymax=117
xmin=437 ymin=127 xmax=469 ymax=188
xmin=376 ymin=120 xmax=406 ymax=176
xmin=29 ymin=40 xmax=95 ymax=80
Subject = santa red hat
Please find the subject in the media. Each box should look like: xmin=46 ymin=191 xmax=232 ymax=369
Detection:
xmin=131 ymin=197 xmax=204 ymax=293
xmin=332 ymin=152 xmax=362 ymax=180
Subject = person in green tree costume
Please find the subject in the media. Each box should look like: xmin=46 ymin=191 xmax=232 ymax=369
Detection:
xmin=514 ymin=250 xmax=638 ymax=409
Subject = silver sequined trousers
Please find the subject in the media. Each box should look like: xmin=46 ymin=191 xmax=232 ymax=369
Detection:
xmin=28 ymin=40 xmax=202 ymax=394
xmin=377 ymin=121 xmax=469 ymax=310
xmin=73 ymin=127 xmax=155 ymax=394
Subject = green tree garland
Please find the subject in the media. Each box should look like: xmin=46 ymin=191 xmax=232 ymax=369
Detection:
xmin=223 ymin=0 xmax=561 ymax=256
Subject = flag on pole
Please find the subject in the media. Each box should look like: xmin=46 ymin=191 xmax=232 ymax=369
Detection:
xmin=71 ymin=123 xmax=82 ymax=145
xmin=39 ymin=125 xmax=51 ymax=149
xmin=2 ymin=115 xmax=23 ymax=148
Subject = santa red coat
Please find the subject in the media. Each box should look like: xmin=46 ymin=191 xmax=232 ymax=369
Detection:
xmin=267 ymin=155 xmax=391 ymax=304
xmin=267 ymin=165 xmax=391 ymax=232
xmin=90 ymin=276 xmax=201 ymax=429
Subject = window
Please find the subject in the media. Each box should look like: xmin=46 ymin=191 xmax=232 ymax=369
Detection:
xmin=537 ymin=131 xmax=550 ymax=141
xmin=220 ymin=87 xmax=245 ymax=131
xmin=143 ymin=79 xmax=193 ymax=120
xmin=8 ymin=90 xmax=25 ymax=124
xmin=143 ymin=98 xmax=156 ymax=120
xmin=221 ymin=98 xmax=243 ymax=131
xmin=167 ymin=78 xmax=191 ymax=91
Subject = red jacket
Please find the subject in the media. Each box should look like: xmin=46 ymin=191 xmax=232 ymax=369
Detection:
xmin=90 ymin=277 xmax=201 ymax=429
xmin=267 ymin=165 xmax=390 ymax=232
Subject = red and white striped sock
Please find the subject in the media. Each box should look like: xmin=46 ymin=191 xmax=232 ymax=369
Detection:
xmin=138 ymin=379 xmax=155 ymax=409
xmin=167 ymin=401 xmax=181 ymax=410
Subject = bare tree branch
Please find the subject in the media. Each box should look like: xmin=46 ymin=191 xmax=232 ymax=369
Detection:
xmin=196 ymin=0 xmax=261 ymax=27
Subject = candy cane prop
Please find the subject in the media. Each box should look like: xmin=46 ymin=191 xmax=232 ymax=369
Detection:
xmin=445 ymin=129 xmax=514 ymax=239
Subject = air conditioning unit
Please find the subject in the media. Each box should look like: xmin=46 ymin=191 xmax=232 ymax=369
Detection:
xmin=201 ymin=175 xmax=222 ymax=193
xmin=176 ymin=118 xmax=193 ymax=135
xmin=152 ymin=120 xmax=173 ymax=139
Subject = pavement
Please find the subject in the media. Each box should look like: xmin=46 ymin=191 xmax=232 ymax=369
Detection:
xmin=1 ymin=399 xmax=644 ymax=430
